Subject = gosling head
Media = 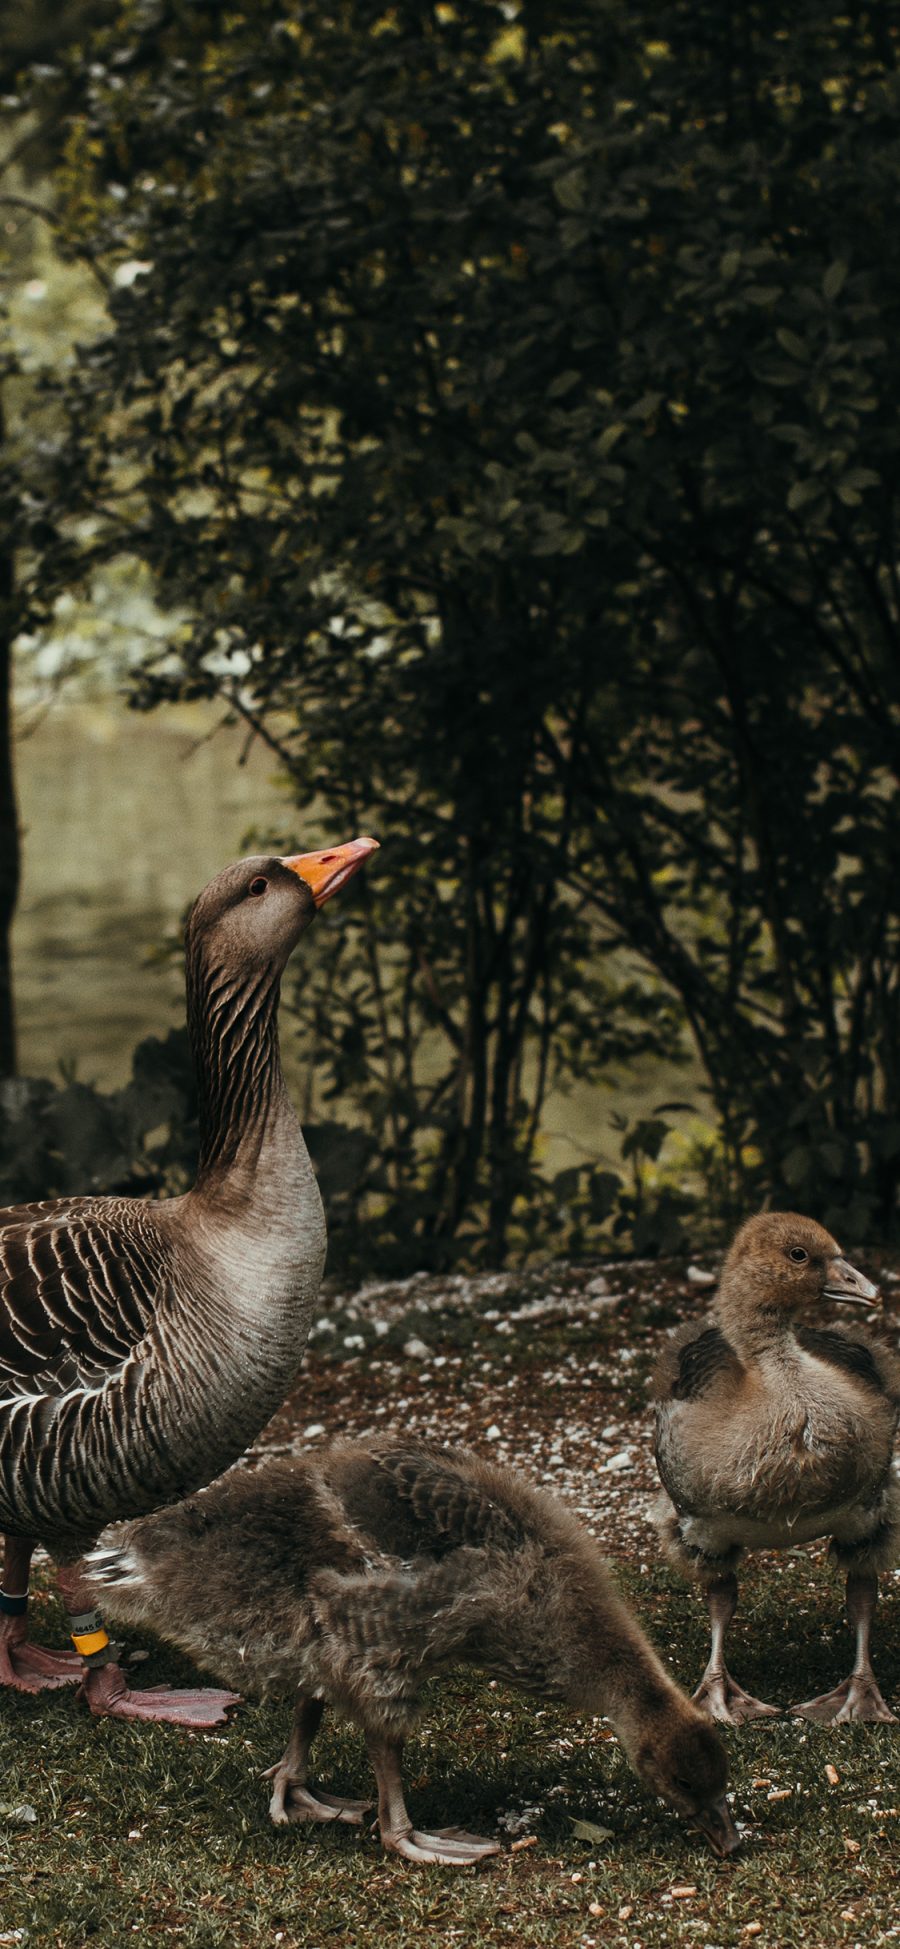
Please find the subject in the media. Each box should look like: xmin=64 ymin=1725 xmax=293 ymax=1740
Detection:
xmin=186 ymin=837 xmax=379 ymax=980
xmin=632 ymin=1707 xmax=740 ymax=1858
xmin=716 ymin=1211 xmax=878 ymax=1340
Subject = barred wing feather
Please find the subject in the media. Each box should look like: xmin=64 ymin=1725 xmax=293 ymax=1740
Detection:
xmin=0 ymin=1201 xmax=170 ymax=1394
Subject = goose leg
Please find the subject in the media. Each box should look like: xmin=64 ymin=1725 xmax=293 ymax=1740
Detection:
xmin=792 ymin=1573 xmax=896 ymax=1723
xmin=693 ymin=1573 xmax=780 ymax=1725
xmin=0 ymin=1536 xmax=82 ymax=1691
xmin=55 ymin=1565 xmax=240 ymax=1727
xmin=265 ymin=1697 xmax=372 ymax=1824
xmin=366 ymin=1731 xmax=501 ymax=1866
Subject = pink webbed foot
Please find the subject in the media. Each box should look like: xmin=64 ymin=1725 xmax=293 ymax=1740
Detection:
xmin=268 ymin=1781 xmax=372 ymax=1827
xmin=792 ymin=1674 xmax=897 ymax=1724
xmin=382 ymin=1825 xmax=501 ymax=1866
xmin=693 ymin=1670 xmax=780 ymax=1726
xmin=0 ymin=1637 xmax=84 ymax=1692
xmin=79 ymin=1661 xmax=240 ymax=1726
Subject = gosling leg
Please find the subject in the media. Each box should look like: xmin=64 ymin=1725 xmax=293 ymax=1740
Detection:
xmin=692 ymin=1573 xmax=780 ymax=1725
xmin=366 ymin=1730 xmax=500 ymax=1866
xmin=792 ymin=1572 xmax=896 ymax=1723
xmin=0 ymin=1536 xmax=82 ymax=1691
xmin=265 ymin=1697 xmax=372 ymax=1824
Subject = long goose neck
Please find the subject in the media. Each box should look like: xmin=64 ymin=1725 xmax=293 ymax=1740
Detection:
xmin=563 ymin=1554 xmax=679 ymax=1731
xmin=186 ymin=940 xmax=286 ymax=1187
xmin=714 ymin=1279 xmax=793 ymax=1361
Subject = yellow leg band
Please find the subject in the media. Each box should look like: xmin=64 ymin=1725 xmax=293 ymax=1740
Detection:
xmin=71 ymin=1627 xmax=110 ymax=1657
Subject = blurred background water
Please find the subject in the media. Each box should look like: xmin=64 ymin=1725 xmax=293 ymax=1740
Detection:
xmin=13 ymin=697 xmax=289 ymax=1086
xmin=12 ymin=695 xmax=703 ymax=1176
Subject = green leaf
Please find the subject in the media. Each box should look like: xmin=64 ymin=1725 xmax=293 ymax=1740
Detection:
xmin=822 ymin=261 xmax=848 ymax=302
xmin=783 ymin=1146 xmax=813 ymax=1187
xmin=776 ymin=327 xmax=808 ymax=361
xmin=786 ymin=479 xmax=820 ymax=511
xmin=553 ymin=168 xmax=586 ymax=212
xmin=546 ymin=369 xmax=581 ymax=399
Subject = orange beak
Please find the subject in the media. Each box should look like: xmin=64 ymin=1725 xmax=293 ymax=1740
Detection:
xmin=280 ymin=835 xmax=379 ymax=908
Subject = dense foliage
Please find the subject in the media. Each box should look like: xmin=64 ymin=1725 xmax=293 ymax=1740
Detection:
xmin=13 ymin=0 xmax=900 ymax=1258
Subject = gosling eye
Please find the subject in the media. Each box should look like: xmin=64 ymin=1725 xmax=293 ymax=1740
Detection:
xmin=789 ymin=1246 xmax=809 ymax=1265
xmin=248 ymin=876 xmax=268 ymax=898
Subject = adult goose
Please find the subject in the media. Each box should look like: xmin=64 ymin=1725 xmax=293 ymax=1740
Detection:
xmin=652 ymin=1211 xmax=900 ymax=1724
xmin=85 ymin=1437 xmax=740 ymax=1863
xmin=0 ymin=838 xmax=377 ymax=1724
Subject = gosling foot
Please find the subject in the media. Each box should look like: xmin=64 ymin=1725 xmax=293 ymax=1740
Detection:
xmin=0 ymin=1638 xmax=84 ymax=1692
xmin=693 ymin=1669 xmax=780 ymax=1725
xmin=79 ymin=1661 xmax=240 ymax=1726
xmin=267 ymin=1778 xmax=371 ymax=1827
xmin=382 ymin=1823 xmax=501 ymax=1866
xmin=791 ymin=1674 xmax=896 ymax=1724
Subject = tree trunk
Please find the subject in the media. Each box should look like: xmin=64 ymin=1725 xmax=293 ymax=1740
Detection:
xmin=0 ymin=591 xmax=18 ymax=1077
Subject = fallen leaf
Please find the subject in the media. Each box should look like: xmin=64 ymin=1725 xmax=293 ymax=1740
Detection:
xmin=671 ymin=1885 xmax=698 ymax=1898
xmin=570 ymin=1817 xmax=613 ymax=1844
xmin=510 ymin=1835 xmax=537 ymax=1852
xmin=618 ymin=1905 xmax=634 ymax=1922
xmin=825 ymin=1763 xmax=840 ymax=1786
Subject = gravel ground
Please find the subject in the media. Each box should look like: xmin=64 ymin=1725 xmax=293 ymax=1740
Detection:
xmin=255 ymin=1249 xmax=900 ymax=1574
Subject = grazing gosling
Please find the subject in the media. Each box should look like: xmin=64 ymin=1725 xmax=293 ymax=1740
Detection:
xmin=653 ymin=1212 xmax=900 ymax=1724
xmin=86 ymin=1438 xmax=739 ymax=1865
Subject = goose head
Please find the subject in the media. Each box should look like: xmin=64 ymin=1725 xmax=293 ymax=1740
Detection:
xmin=185 ymin=837 xmax=379 ymax=979
xmin=632 ymin=1707 xmax=740 ymax=1857
xmin=715 ymin=1212 xmax=878 ymax=1348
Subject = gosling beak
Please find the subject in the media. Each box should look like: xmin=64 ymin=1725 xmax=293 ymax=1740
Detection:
xmin=691 ymin=1793 xmax=742 ymax=1858
xmin=823 ymin=1257 xmax=880 ymax=1307
xmin=280 ymin=836 xmax=379 ymax=908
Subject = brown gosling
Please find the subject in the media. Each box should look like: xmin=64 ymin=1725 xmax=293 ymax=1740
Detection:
xmin=652 ymin=1212 xmax=900 ymax=1725
xmin=85 ymin=1437 xmax=740 ymax=1865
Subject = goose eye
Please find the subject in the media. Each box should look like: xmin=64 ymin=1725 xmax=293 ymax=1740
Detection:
xmin=248 ymin=876 xmax=268 ymax=897
xmin=789 ymin=1246 xmax=808 ymax=1264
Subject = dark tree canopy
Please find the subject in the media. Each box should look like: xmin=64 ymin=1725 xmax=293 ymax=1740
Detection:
xmin=18 ymin=0 xmax=900 ymax=1255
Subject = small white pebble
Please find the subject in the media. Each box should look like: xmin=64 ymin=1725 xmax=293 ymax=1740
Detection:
xmin=686 ymin=1264 xmax=716 ymax=1287
xmin=485 ymin=1424 xmax=502 ymax=1441
xmin=303 ymin=1423 xmax=325 ymax=1440
xmin=403 ymin=1337 xmax=430 ymax=1359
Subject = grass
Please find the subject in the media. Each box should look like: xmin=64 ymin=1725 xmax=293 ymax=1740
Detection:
xmin=3 ymin=1257 xmax=900 ymax=1948
xmin=3 ymin=1564 xmax=899 ymax=1947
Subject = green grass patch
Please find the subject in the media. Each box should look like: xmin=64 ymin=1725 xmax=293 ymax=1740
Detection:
xmin=3 ymin=1556 xmax=900 ymax=1949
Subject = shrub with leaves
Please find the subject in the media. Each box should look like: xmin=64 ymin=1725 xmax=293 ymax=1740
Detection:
xmin=14 ymin=0 xmax=900 ymax=1253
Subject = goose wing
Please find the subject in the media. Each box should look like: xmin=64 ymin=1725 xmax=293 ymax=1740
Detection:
xmin=0 ymin=1198 xmax=172 ymax=1396
xmin=651 ymin=1321 xmax=745 ymax=1515
xmin=372 ymin=1443 xmax=523 ymax=1554
xmin=310 ymin=1546 xmax=495 ymax=1711
xmin=324 ymin=1439 xmax=523 ymax=1559
xmin=796 ymin=1324 xmax=900 ymax=1411
xmin=651 ymin=1320 xmax=742 ymax=1404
